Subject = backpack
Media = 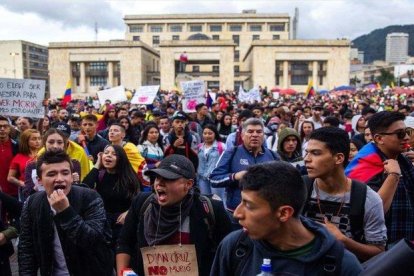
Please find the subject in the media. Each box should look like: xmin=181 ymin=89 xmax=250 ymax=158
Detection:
xmin=227 ymin=145 xmax=279 ymax=166
xmin=229 ymin=230 xmax=344 ymax=275
xmin=302 ymin=175 xmax=367 ymax=243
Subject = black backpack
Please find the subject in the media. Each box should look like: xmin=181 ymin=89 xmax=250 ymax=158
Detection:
xmin=302 ymin=175 xmax=367 ymax=243
xmin=229 ymin=230 xmax=344 ymax=275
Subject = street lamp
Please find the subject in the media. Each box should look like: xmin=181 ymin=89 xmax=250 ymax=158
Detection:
xmin=9 ymin=52 xmax=19 ymax=78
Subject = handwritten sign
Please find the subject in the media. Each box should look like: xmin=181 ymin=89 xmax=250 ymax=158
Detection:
xmin=141 ymin=244 xmax=198 ymax=276
xmin=97 ymin=86 xmax=127 ymax=105
xmin=181 ymin=80 xmax=205 ymax=113
xmin=0 ymin=78 xmax=45 ymax=118
xmin=238 ymin=86 xmax=261 ymax=103
xmin=131 ymin=85 xmax=160 ymax=104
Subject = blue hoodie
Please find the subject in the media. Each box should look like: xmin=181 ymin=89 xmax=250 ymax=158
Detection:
xmin=210 ymin=217 xmax=362 ymax=276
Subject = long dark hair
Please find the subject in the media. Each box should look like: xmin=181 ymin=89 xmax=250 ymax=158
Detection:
xmin=203 ymin=124 xmax=221 ymax=142
xmin=139 ymin=124 xmax=163 ymax=149
xmin=104 ymin=144 xmax=139 ymax=198
xmin=117 ymin=116 xmax=139 ymax=145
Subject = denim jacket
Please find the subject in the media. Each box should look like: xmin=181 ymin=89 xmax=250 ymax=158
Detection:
xmin=197 ymin=141 xmax=225 ymax=179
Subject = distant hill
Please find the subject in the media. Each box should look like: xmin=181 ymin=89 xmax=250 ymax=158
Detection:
xmin=352 ymin=25 xmax=414 ymax=63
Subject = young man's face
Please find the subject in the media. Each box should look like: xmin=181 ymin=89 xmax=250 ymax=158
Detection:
xmin=304 ymin=139 xmax=340 ymax=179
xmin=154 ymin=176 xmax=193 ymax=206
xmin=159 ymin=118 xmax=170 ymax=132
xmin=17 ymin=117 xmax=31 ymax=132
xmin=0 ymin=119 xmax=11 ymax=140
xmin=81 ymin=119 xmax=97 ymax=136
xmin=199 ymin=106 xmax=209 ymax=116
xmin=234 ymin=190 xmax=280 ymax=240
xmin=283 ymin=136 xmax=298 ymax=154
xmin=108 ymin=125 xmax=125 ymax=144
xmin=253 ymin=109 xmax=263 ymax=118
xmin=39 ymin=161 xmax=73 ymax=196
xmin=58 ymin=110 xmax=68 ymax=121
xmin=374 ymin=120 xmax=409 ymax=155
xmin=172 ymin=119 xmax=185 ymax=133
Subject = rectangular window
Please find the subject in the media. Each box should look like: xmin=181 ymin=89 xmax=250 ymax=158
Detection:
xmin=212 ymin=65 xmax=220 ymax=72
xmin=229 ymin=25 xmax=242 ymax=32
xmin=189 ymin=25 xmax=202 ymax=32
xmin=234 ymin=65 xmax=240 ymax=73
xmin=233 ymin=35 xmax=240 ymax=46
xmin=249 ymin=24 xmax=262 ymax=32
xmin=207 ymin=81 xmax=220 ymax=90
xmin=269 ymin=24 xmax=285 ymax=32
xmin=170 ymin=25 xmax=182 ymax=32
xmin=150 ymin=25 xmax=163 ymax=32
xmin=152 ymin=36 xmax=160 ymax=46
xmin=90 ymin=76 xmax=107 ymax=86
xmin=234 ymin=50 xmax=240 ymax=62
xmin=172 ymin=35 xmax=180 ymax=40
xmin=210 ymin=25 xmax=222 ymax=32
xmin=212 ymin=35 xmax=220 ymax=40
xmin=129 ymin=24 xmax=143 ymax=33
xmin=89 ymin=62 xmax=107 ymax=70
xmin=192 ymin=66 xmax=200 ymax=72
xmin=290 ymin=62 xmax=309 ymax=85
xmin=133 ymin=36 xmax=140 ymax=41
xmin=252 ymin=35 xmax=260 ymax=41
xmin=272 ymin=35 xmax=280 ymax=40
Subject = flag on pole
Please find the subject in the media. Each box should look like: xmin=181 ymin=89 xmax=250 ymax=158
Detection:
xmin=305 ymin=80 xmax=315 ymax=99
xmin=61 ymin=80 xmax=72 ymax=107
xmin=206 ymin=90 xmax=213 ymax=108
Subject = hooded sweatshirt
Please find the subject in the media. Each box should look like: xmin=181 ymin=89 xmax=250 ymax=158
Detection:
xmin=210 ymin=217 xmax=362 ymax=276
xmin=351 ymin=115 xmax=363 ymax=136
xmin=277 ymin=128 xmax=303 ymax=163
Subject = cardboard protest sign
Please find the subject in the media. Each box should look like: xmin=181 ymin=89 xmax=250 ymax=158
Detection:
xmin=0 ymin=78 xmax=45 ymax=118
xmin=97 ymin=86 xmax=127 ymax=105
xmin=181 ymin=80 xmax=205 ymax=113
xmin=131 ymin=85 xmax=160 ymax=105
xmin=140 ymin=244 xmax=198 ymax=276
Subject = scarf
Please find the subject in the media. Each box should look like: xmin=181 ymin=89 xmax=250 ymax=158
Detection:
xmin=144 ymin=192 xmax=194 ymax=245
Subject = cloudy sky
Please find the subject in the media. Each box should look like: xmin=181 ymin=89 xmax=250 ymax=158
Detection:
xmin=0 ymin=0 xmax=413 ymax=46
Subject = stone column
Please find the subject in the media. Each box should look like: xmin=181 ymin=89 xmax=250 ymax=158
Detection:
xmin=107 ymin=61 xmax=114 ymax=87
xmin=220 ymin=47 xmax=234 ymax=90
xmin=283 ymin=61 xmax=288 ymax=88
xmin=80 ymin=62 xmax=86 ymax=93
xmin=312 ymin=61 xmax=318 ymax=88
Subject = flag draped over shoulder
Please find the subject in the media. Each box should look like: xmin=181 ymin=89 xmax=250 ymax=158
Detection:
xmin=305 ymin=80 xmax=315 ymax=99
xmin=345 ymin=142 xmax=384 ymax=183
xmin=61 ymin=80 xmax=72 ymax=107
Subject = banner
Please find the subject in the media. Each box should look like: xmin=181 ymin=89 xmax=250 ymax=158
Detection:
xmin=97 ymin=86 xmax=127 ymax=105
xmin=181 ymin=80 xmax=205 ymax=113
xmin=131 ymin=85 xmax=160 ymax=105
xmin=141 ymin=244 xmax=198 ymax=276
xmin=0 ymin=78 xmax=45 ymax=118
xmin=238 ymin=86 xmax=261 ymax=103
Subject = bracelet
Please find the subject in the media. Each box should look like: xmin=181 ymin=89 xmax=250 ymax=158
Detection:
xmin=387 ymin=172 xmax=402 ymax=178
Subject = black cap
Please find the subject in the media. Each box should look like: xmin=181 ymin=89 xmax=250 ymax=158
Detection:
xmin=145 ymin=154 xmax=195 ymax=180
xmin=172 ymin=111 xmax=187 ymax=121
xmin=53 ymin=122 xmax=71 ymax=137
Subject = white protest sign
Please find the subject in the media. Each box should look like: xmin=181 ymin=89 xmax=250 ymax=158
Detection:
xmin=131 ymin=85 xmax=160 ymax=104
xmin=181 ymin=80 xmax=205 ymax=113
xmin=238 ymin=86 xmax=250 ymax=102
xmin=97 ymin=86 xmax=127 ymax=105
xmin=0 ymin=78 xmax=45 ymax=119
xmin=248 ymin=86 xmax=262 ymax=103
xmin=141 ymin=244 xmax=198 ymax=276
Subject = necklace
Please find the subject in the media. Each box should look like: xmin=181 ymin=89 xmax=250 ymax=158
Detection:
xmin=314 ymin=179 xmax=349 ymax=218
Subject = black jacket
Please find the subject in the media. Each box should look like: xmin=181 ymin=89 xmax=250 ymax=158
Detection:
xmin=18 ymin=186 xmax=113 ymax=276
xmin=116 ymin=192 xmax=232 ymax=276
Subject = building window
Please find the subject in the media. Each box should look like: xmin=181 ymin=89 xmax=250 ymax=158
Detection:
xmin=252 ymin=35 xmax=260 ymax=41
xmin=89 ymin=62 xmax=107 ymax=71
xmin=234 ymin=50 xmax=240 ymax=62
xmin=170 ymin=25 xmax=182 ymax=32
xmin=129 ymin=24 xmax=143 ymax=33
xmin=189 ymin=25 xmax=202 ymax=32
xmin=290 ymin=62 xmax=309 ymax=85
xmin=212 ymin=35 xmax=220 ymax=40
xmin=150 ymin=25 xmax=163 ymax=32
xmin=210 ymin=25 xmax=222 ymax=32
xmin=233 ymin=35 xmax=240 ymax=46
xmin=192 ymin=66 xmax=200 ymax=72
xmin=152 ymin=36 xmax=160 ymax=46
xmin=212 ymin=65 xmax=219 ymax=72
xmin=269 ymin=24 xmax=285 ymax=31
xmin=207 ymin=81 xmax=220 ymax=89
xmin=275 ymin=61 xmax=283 ymax=86
xmin=234 ymin=65 xmax=240 ymax=73
xmin=133 ymin=36 xmax=140 ymax=41
xmin=172 ymin=35 xmax=180 ymax=40
xmin=90 ymin=76 xmax=107 ymax=86
xmin=249 ymin=24 xmax=262 ymax=32
xmin=229 ymin=25 xmax=242 ymax=32
xmin=272 ymin=35 xmax=280 ymax=40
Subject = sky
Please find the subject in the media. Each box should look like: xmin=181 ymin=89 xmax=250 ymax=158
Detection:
xmin=0 ymin=0 xmax=413 ymax=46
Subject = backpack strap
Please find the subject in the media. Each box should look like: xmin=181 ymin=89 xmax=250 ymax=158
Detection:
xmin=217 ymin=142 xmax=224 ymax=155
xmin=198 ymin=195 xmax=216 ymax=248
xmin=321 ymin=240 xmax=344 ymax=276
xmin=349 ymin=180 xmax=367 ymax=243
xmin=230 ymin=230 xmax=254 ymax=275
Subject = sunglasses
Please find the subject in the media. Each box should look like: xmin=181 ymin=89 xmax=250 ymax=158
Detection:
xmin=378 ymin=128 xmax=413 ymax=139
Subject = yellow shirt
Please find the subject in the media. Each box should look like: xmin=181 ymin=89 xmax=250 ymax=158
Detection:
xmin=122 ymin=142 xmax=145 ymax=173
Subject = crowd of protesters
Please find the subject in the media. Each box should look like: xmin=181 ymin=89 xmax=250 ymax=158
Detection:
xmin=1 ymin=86 xmax=414 ymax=275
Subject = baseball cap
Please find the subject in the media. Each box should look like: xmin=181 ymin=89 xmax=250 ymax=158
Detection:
xmin=53 ymin=122 xmax=71 ymax=137
xmin=145 ymin=154 xmax=195 ymax=180
xmin=172 ymin=111 xmax=187 ymax=121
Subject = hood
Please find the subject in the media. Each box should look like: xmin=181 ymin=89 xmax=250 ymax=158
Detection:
xmin=277 ymin=127 xmax=302 ymax=153
xmin=253 ymin=217 xmax=338 ymax=262
xmin=351 ymin=115 xmax=362 ymax=133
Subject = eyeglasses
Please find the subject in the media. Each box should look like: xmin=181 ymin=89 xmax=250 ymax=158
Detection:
xmin=0 ymin=124 xmax=9 ymax=129
xmin=378 ymin=128 xmax=413 ymax=139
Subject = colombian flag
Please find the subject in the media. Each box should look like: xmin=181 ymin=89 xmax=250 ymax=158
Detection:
xmin=61 ymin=80 xmax=72 ymax=108
xmin=305 ymin=80 xmax=315 ymax=99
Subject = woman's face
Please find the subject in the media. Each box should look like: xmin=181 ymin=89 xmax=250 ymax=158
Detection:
xmin=231 ymin=114 xmax=238 ymax=125
xmin=349 ymin=142 xmax=359 ymax=161
xmin=147 ymin=127 xmax=159 ymax=143
xmin=224 ymin=115 xmax=232 ymax=126
xmin=45 ymin=133 xmax=66 ymax=152
xmin=43 ymin=117 xmax=50 ymax=127
xmin=28 ymin=132 xmax=42 ymax=150
xmin=203 ymin=128 xmax=216 ymax=144
xmin=357 ymin=117 xmax=366 ymax=129
xmin=119 ymin=119 xmax=129 ymax=130
xmin=216 ymin=111 xmax=224 ymax=122
xmin=302 ymin=122 xmax=313 ymax=136
xmin=102 ymin=146 xmax=117 ymax=170
xmin=108 ymin=109 xmax=116 ymax=118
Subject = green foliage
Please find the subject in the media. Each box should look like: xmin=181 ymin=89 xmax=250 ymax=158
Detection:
xmin=376 ymin=69 xmax=395 ymax=86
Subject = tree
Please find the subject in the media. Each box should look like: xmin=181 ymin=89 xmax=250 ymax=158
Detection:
xmin=376 ymin=69 xmax=395 ymax=86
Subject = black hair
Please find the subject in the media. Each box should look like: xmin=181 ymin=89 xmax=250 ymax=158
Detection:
xmin=195 ymin=103 xmax=206 ymax=112
xmin=203 ymin=124 xmax=221 ymax=142
xmin=309 ymin=127 xmax=350 ymax=166
xmin=350 ymin=138 xmax=364 ymax=151
xmin=36 ymin=150 xmax=73 ymax=178
xmin=131 ymin=111 xmax=145 ymax=119
xmin=361 ymin=106 xmax=376 ymax=116
xmin=368 ymin=111 xmax=405 ymax=135
xmin=117 ymin=116 xmax=139 ymax=145
xmin=0 ymin=116 xmax=9 ymax=122
xmin=139 ymin=124 xmax=163 ymax=149
xmin=323 ymin=116 xmax=340 ymax=128
xmin=240 ymin=161 xmax=306 ymax=217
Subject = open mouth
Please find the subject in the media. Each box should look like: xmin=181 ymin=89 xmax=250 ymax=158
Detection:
xmin=54 ymin=184 xmax=66 ymax=191
xmin=156 ymin=190 xmax=167 ymax=202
